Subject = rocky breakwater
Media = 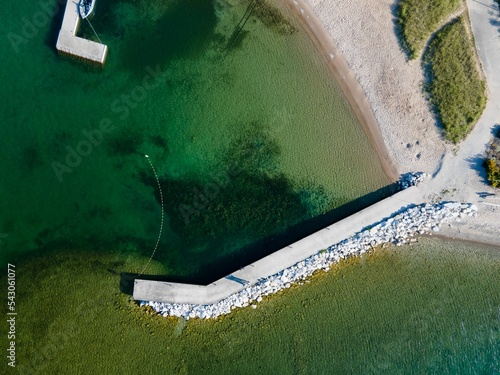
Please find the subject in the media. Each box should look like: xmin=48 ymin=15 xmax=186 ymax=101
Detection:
xmin=140 ymin=201 xmax=477 ymax=320
xmin=399 ymin=172 xmax=428 ymax=189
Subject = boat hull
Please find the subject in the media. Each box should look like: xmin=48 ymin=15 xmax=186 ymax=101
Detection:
xmin=78 ymin=0 xmax=95 ymax=19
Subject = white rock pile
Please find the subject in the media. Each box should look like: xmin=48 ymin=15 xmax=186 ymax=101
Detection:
xmin=140 ymin=201 xmax=477 ymax=320
xmin=398 ymin=172 xmax=428 ymax=189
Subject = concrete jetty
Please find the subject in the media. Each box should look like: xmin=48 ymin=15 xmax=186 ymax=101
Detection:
xmin=133 ymin=185 xmax=425 ymax=305
xmin=56 ymin=0 xmax=107 ymax=65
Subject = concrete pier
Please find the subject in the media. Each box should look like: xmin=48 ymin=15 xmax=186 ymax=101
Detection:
xmin=56 ymin=0 xmax=107 ymax=65
xmin=133 ymin=186 xmax=424 ymax=305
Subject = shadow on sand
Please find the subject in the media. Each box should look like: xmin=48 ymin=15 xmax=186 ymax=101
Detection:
xmin=390 ymin=0 xmax=413 ymax=60
xmin=466 ymin=154 xmax=490 ymax=185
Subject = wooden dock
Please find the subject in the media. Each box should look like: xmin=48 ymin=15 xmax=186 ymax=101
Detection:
xmin=56 ymin=0 xmax=108 ymax=65
xmin=133 ymin=186 xmax=425 ymax=305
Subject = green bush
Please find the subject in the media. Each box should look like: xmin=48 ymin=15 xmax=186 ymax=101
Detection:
xmin=424 ymin=17 xmax=486 ymax=143
xmin=398 ymin=0 xmax=463 ymax=58
xmin=484 ymin=158 xmax=500 ymax=188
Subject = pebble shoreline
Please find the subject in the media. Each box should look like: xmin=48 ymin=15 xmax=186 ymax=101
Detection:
xmin=140 ymin=192 xmax=477 ymax=320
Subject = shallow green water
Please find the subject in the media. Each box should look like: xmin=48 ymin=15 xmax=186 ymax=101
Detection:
xmin=2 ymin=2 xmax=499 ymax=374
xmin=0 ymin=0 xmax=389 ymax=279
xmin=3 ymin=237 xmax=499 ymax=374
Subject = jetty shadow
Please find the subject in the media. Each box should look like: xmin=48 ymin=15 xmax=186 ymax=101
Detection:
xmin=120 ymin=272 xmax=167 ymax=295
xmin=125 ymin=182 xmax=400 ymax=291
xmin=44 ymin=0 xmax=67 ymax=54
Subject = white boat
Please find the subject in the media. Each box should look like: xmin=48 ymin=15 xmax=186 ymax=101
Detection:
xmin=78 ymin=0 xmax=95 ymax=19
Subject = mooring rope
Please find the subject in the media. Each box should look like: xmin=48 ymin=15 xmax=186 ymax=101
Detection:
xmin=86 ymin=17 xmax=102 ymax=44
xmin=137 ymin=154 xmax=165 ymax=277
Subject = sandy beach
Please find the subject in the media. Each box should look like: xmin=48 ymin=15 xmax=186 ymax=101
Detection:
xmin=284 ymin=0 xmax=500 ymax=246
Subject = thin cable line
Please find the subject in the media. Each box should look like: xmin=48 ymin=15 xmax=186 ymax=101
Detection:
xmin=138 ymin=155 xmax=164 ymax=277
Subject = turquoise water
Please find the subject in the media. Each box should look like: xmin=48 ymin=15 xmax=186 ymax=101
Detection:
xmin=0 ymin=0 xmax=390 ymax=279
